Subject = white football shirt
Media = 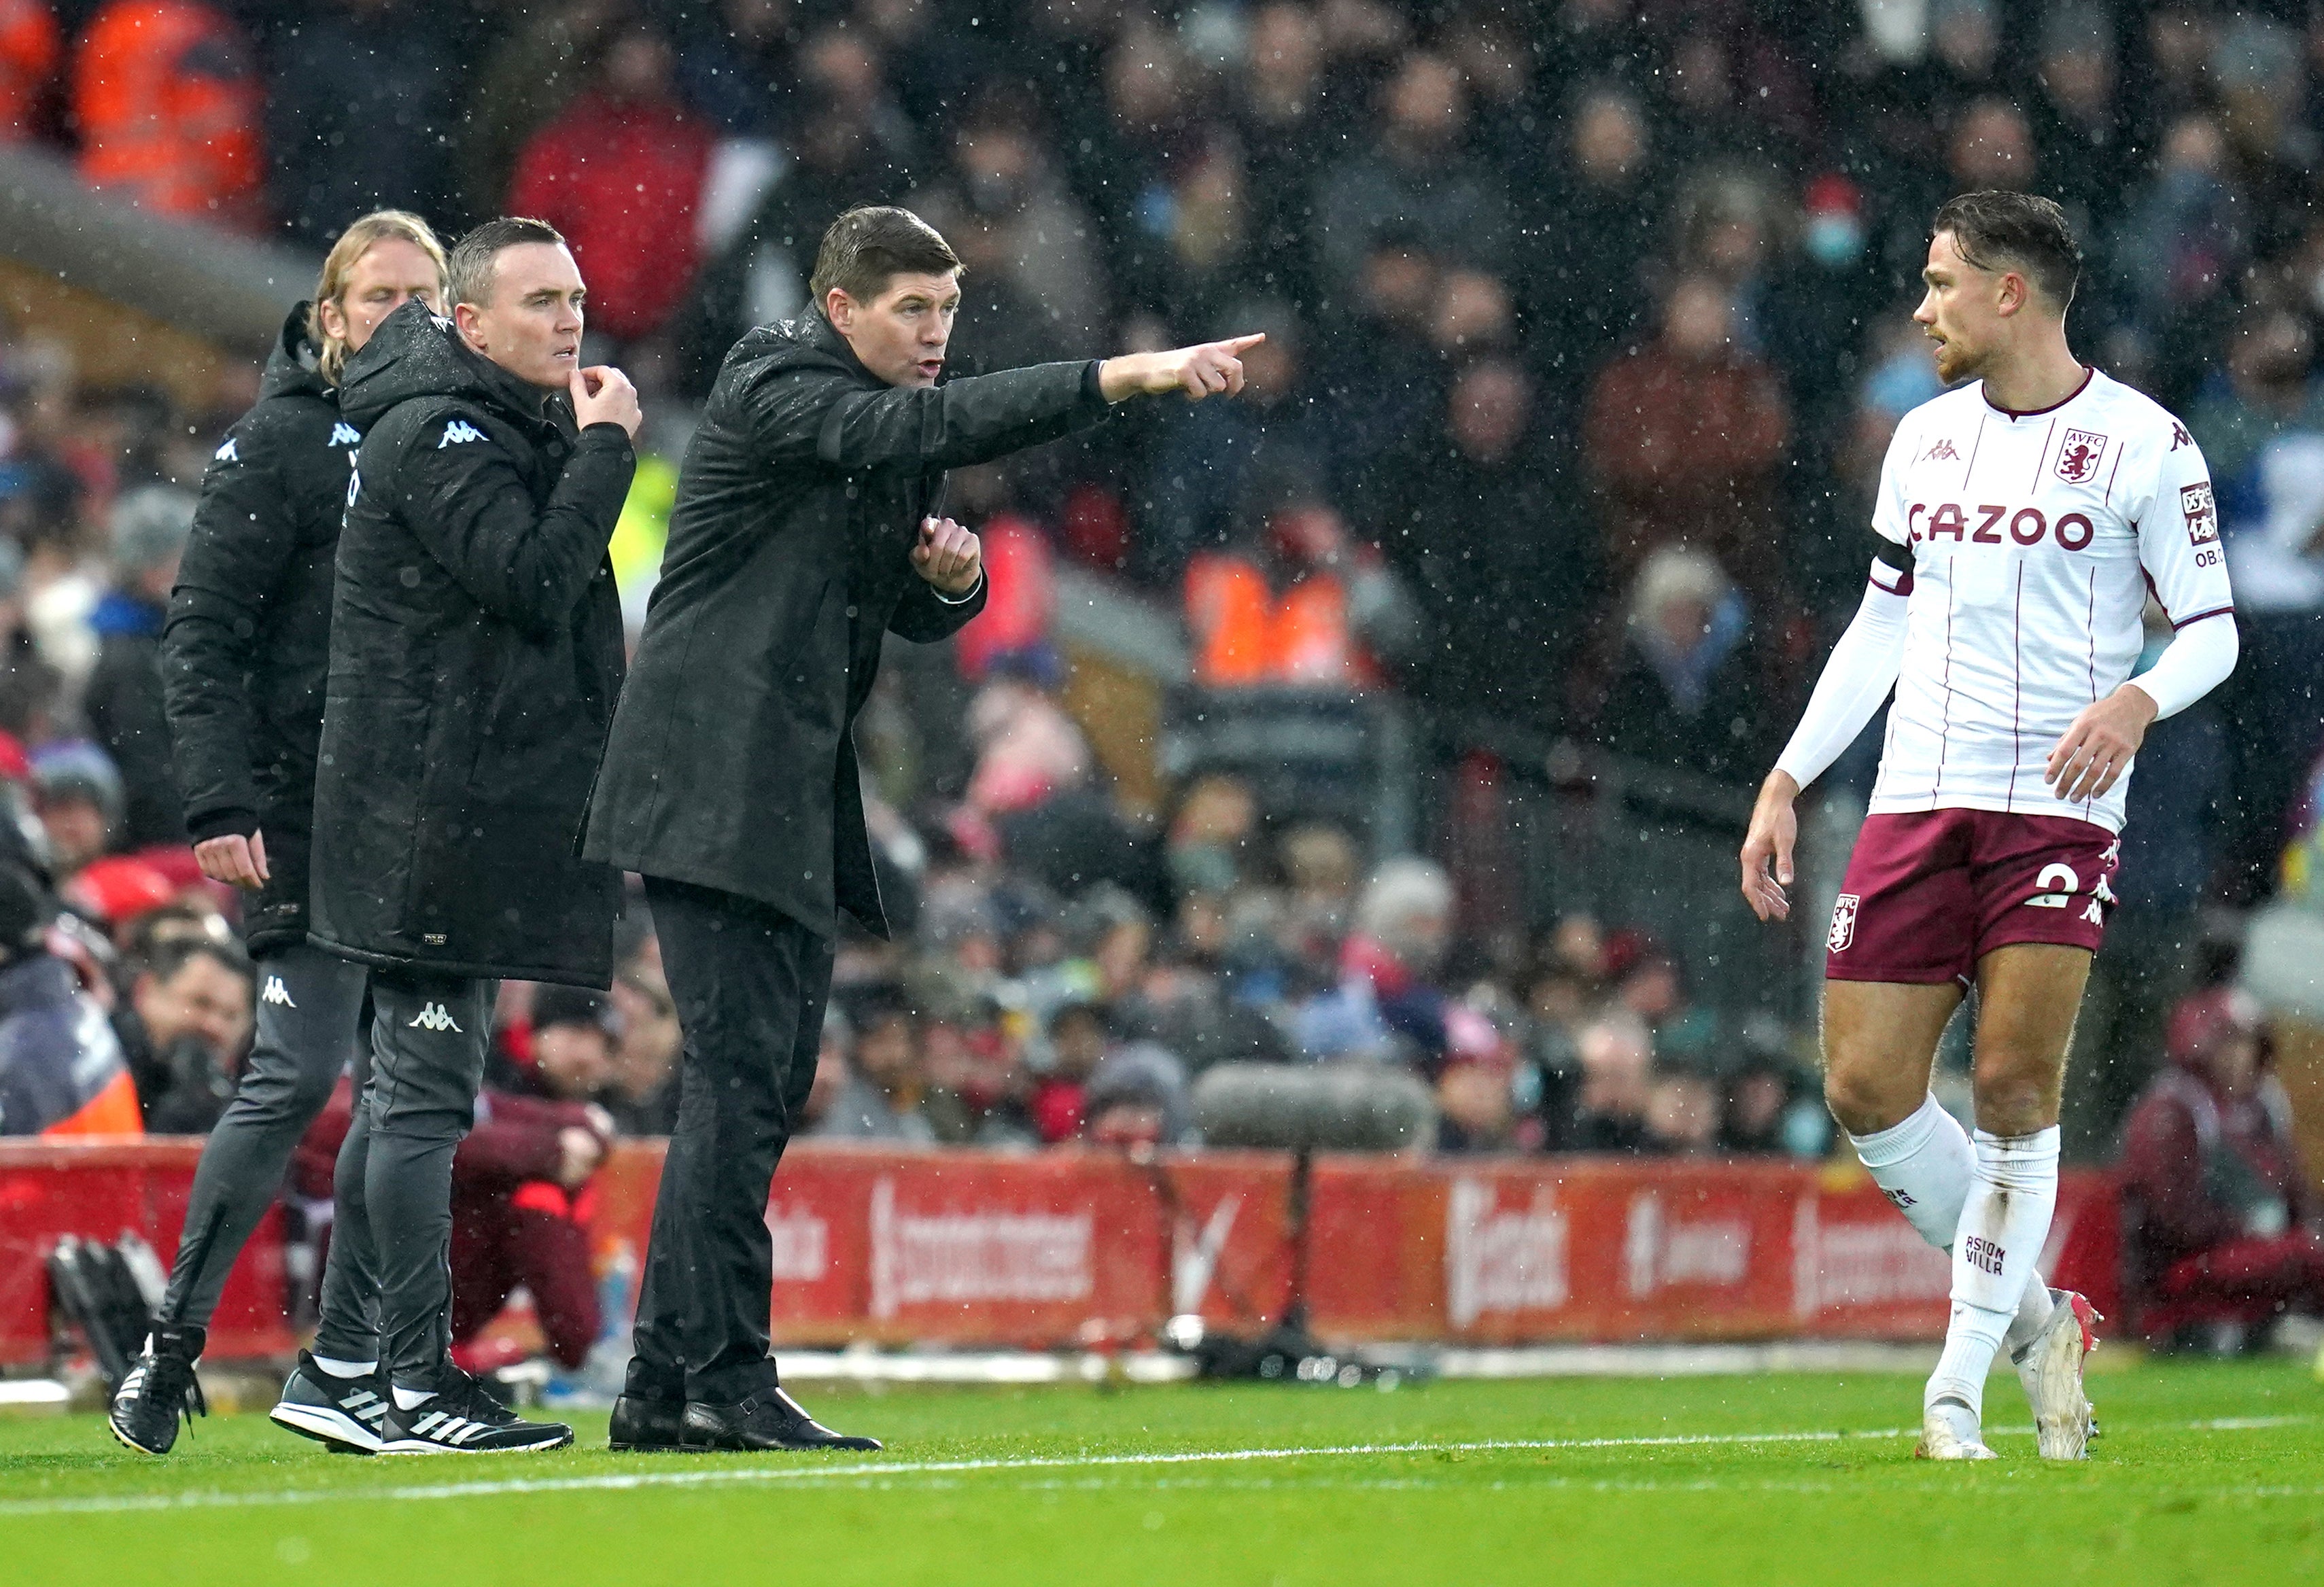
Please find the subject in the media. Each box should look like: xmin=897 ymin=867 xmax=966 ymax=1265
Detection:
xmin=1867 ymin=368 xmax=2234 ymax=833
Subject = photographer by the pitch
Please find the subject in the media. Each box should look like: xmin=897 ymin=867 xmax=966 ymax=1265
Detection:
xmin=585 ymin=205 xmax=1257 ymax=1452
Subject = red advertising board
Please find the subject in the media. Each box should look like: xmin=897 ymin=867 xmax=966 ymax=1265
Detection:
xmin=0 ymin=1139 xmax=294 ymax=1365
xmin=588 ymin=1145 xmax=1298 ymax=1348
xmin=1306 ymin=1157 xmax=1804 ymax=1343
xmin=0 ymin=1139 xmax=2119 ymax=1362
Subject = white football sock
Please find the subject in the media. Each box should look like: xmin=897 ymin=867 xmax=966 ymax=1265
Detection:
xmin=1926 ymin=1126 xmax=2060 ymax=1417
xmin=1850 ymin=1097 xmax=2056 ymax=1355
xmin=392 ymin=1384 xmax=434 ymax=1410
xmin=1848 ymin=1094 xmax=1973 ymax=1251
xmin=311 ymin=1355 xmax=377 ymax=1379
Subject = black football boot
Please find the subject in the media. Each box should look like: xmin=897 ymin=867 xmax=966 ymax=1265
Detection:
xmin=107 ymin=1322 xmax=207 ymax=1456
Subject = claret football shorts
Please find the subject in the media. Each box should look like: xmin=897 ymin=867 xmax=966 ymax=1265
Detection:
xmin=1822 ymin=809 xmax=2121 ymax=986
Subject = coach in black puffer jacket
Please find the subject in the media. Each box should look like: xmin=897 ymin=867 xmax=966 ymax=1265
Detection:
xmin=311 ymin=297 xmax=634 ymax=989
xmin=162 ymin=305 xmax=361 ymax=954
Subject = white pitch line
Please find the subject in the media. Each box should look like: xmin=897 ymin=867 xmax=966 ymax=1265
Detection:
xmin=0 ymin=1416 xmax=2303 ymax=1520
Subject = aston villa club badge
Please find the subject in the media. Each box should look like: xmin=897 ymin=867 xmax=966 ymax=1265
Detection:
xmin=1828 ymin=893 xmax=1860 ymax=954
xmin=2054 ymin=429 xmax=2106 ymax=484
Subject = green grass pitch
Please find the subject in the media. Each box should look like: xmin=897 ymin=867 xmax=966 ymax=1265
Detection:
xmin=1 ymin=1360 xmax=2316 ymax=1586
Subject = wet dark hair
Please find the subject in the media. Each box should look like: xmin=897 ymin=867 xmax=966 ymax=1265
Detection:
xmin=446 ymin=216 xmax=567 ymax=311
xmin=809 ymin=206 xmax=962 ymax=313
xmin=1932 ymin=190 xmax=2081 ymax=311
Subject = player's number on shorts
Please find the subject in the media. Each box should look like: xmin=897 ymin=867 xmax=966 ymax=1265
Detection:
xmin=2026 ymin=862 xmax=2079 ymax=908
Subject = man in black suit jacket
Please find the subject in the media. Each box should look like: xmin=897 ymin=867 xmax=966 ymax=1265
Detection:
xmin=585 ymin=205 xmax=1257 ymax=1452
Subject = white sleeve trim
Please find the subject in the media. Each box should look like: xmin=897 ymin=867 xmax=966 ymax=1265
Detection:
xmin=2126 ymin=609 xmax=2238 ymax=720
xmin=1771 ymin=576 xmax=1910 ymax=791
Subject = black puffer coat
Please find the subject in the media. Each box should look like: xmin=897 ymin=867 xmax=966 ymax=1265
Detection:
xmin=583 ymin=314 xmax=1114 ymax=937
xmin=310 ymin=300 xmax=634 ymax=987
xmin=161 ymin=306 xmax=362 ymax=954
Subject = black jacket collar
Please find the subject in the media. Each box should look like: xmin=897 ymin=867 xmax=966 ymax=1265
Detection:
xmin=260 ymin=304 xmax=332 ymax=404
xmin=803 ymin=313 xmax=881 ymax=387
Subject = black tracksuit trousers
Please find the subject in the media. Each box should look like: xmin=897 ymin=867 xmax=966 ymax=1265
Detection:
xmin=161 ymin=945 xmax=373 ymax=1342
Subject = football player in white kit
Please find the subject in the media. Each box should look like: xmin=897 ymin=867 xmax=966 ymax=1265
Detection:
xmin=1739 ymin=192 xmax=2238 ymax=1460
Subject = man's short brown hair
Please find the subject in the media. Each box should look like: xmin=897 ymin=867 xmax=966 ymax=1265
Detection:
xmin=809 ymin=206 xmax=961 ymax=312
xmin=446 ymin=216 xmax=568 ymax=313
xmin=1932 ymin=190 xmax=2082 ymax=312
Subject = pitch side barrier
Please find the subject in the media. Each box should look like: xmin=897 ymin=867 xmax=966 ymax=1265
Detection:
xmin=0 ymin=1140 xmax=2119 ymax=1365
xmin=1432 ymin=722 xmax=1816 ymax=1025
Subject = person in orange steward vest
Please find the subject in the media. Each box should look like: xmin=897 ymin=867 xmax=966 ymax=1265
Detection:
xmin=0 ymin=849 xmax=141 ymax=1138
xmin=1184 ymin=498 xmax=1407 ymax=688
xmin=71 ymin=1 xmax=264 ymax=230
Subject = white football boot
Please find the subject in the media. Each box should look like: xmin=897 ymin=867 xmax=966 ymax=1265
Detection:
xmin=2013 ymin=1288 xmax=2100 ymax=1460
xmin=1915 ymin=1397 xmax=1998 ymax=1460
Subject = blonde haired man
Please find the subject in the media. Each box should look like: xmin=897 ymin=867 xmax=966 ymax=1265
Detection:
xmin=109 ymin=211 xmax=446 ymax=1458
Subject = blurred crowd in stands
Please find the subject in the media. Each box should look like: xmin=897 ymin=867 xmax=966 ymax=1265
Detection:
xmin=1 ymin=0 xmax=2322 ymax=1229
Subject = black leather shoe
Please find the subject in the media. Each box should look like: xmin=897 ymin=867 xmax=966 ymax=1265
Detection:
xmin=680 ymin=1388 xmax=882 ymax=1452
xmin=608 ymin=1394 xmax=686 ymax=1452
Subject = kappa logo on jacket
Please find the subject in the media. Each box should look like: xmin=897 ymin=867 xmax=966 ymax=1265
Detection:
xmin=213 ymin=437 xmax=239 ymax=463
xmin=261 ymin=976 xmax=296 ymax=1009
xmin=330 ymin=422 xmax=362 ymax=447
xmin=437 ymin=419 xmax=486 ymax=449
xmin=407 ymin=1002 xmax=463 ymax=1033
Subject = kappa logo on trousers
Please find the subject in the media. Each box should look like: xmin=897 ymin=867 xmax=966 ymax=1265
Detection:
xmin=261 ymin=976 xmax=296 ymax=1009
xmin=407 ymin=1002 xmax=463 ymax=1033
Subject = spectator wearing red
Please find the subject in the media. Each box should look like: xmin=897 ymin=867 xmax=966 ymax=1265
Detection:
xmin=451 ymin=988 xmax=615 ymax=1373
xmin=1582 ymin=272 xmax=1790 ymax=610
xmin=71 ymin=1 xmax=264 ymax=230
xmin=2119 ymin=989 xmax=2324 ymax=1340
xmin=59 ymin=852 xmax=175 ymax=939
xmin=952 ymin=510 xmax=1054 ymax=682
xmin=965 ymin=662 xmax=1092 ymax=817
xmin=1340 ymin=857 xmax=1453 ymax=1007
xmin=506 ymin=21 xmax=714 ymax=345
xmin=1033 ymin=999 xmax=1107 ymax=1144
xmin=0 ymin=0 xmax=58 ymax=142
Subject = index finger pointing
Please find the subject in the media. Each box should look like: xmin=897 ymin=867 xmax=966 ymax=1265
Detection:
xmin=1220 ymin=333 xmax=1266 ymax=353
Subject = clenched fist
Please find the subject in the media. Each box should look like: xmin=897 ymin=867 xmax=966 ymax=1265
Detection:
xmin=912 ymin=515 xmax=982 ymax=595
xmin=569 ymin=364 xmax=642 ymax=438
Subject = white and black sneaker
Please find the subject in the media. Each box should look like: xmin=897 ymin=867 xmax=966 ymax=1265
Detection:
xmin=107 ymin=1323 xmax=206 ymax=1456
xmin=269 ymin=1351 xmax=392 ymax=1454
xmin=379 ymin=1370 xmax=573 ymax=1454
